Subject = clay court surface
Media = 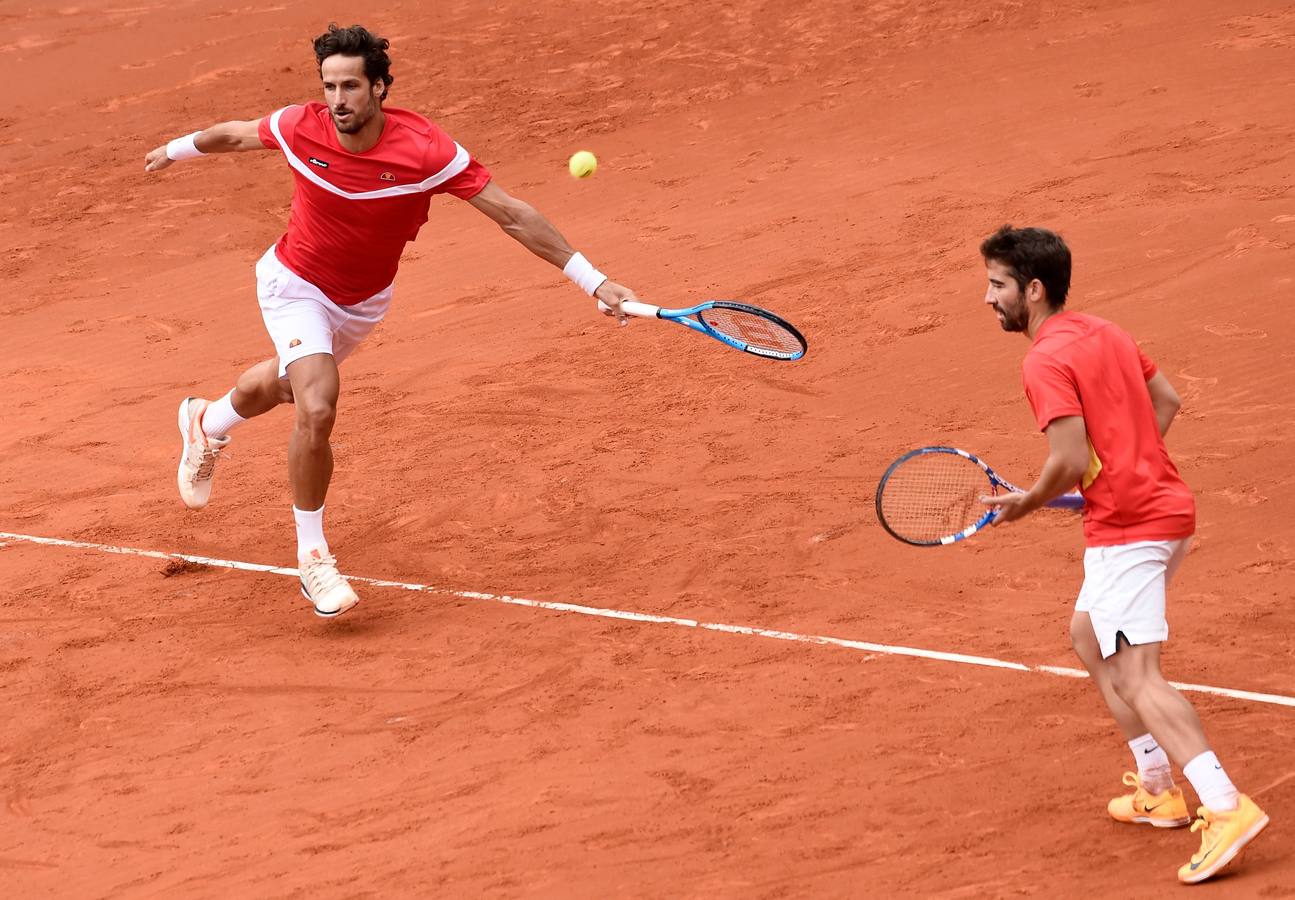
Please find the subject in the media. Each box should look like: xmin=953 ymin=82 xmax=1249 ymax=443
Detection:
xmin=2 ymin=0 xmax=1294 ymax=896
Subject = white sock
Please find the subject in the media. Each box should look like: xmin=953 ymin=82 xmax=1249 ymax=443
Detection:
xmin=1128 ymin=733 xmax=1174 ymax=794
xmin=293 ymin=505 xmax=328 ymax=561
xmin=202 ymin=390 xmax=247 ymax=440
xmin=1183 ymin=751 xmax=1240 ymax=812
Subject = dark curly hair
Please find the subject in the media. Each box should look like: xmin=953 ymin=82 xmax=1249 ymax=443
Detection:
xmin=980 ymin=225 xmax=1071 ymax=308
xmin=313 ymin=24 xmax=394 ymax=100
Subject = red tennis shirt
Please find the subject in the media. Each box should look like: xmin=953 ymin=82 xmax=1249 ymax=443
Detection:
xmin=1022 ymin=311 xmax=1195 ymax=546
xmin=257 ymin=102 xmax=492 ymax=305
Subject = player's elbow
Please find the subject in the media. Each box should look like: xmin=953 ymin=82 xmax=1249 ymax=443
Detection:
xmin=1057 ymin=449 xmax=1089 ymax=485
xmin=494 ymin=198 xmax=533 ymax=231
xmin=498 ymin=204 xmax=546 ymax=247
xmin=498 ymin=216 xmax=526 ymax=239
xmin=1146 ymin=374 xmax=1181 ymax=412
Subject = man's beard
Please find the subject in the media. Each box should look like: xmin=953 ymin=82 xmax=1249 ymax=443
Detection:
xmin=333 ymin=107 xmax=369 ymax=134
xmin=995 ymin=302 xmax=1027 ymax=333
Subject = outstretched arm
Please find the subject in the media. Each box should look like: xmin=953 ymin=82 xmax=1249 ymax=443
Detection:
xmin=466 ymin=181 xmax=638 ymax=321
xmin=144 ymin=119 xmax=269 ymax=172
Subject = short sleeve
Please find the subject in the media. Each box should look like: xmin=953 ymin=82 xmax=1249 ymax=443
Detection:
xmin=1022 ymin=352 xmax=1083 ymax=432
xmin=1137 ymin=346 xmax=1158 ymax=381
xmin=257 ymin=105 xmax=302 ymax=152
xmin=257 ymin=116 xmax=278 ymax=150
xmin=439 ymin=156 xmax=492 ymax=200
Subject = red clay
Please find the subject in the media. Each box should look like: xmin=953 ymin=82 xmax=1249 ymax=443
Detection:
xmin=2 ymin=0 xmax=1293 ymax=895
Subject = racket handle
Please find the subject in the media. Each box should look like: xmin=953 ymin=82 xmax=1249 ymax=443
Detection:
xmin=597 ymin=299 xmax=660 ymax=318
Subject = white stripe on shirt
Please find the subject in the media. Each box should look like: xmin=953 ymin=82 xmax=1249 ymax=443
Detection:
xmin=269 ymin=106 xmax=471 ymax=200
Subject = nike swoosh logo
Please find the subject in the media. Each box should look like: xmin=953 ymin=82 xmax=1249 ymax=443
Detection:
xmin=1190 ymin=844 xmax=1217 ymax=871
xmin=1143 ymin=747 xmax=1158 ymax=754
xmin=1143 ymin=803 xmax=1164 ymax=813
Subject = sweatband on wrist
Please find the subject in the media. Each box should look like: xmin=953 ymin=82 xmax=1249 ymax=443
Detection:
xmin=563 ymin=252 xmax=608 ymax=296
xmin=165 ymin=132 xmax=205 ymax=161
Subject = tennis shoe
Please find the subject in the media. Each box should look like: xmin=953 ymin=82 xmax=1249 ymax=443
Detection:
xmin=299 ymin=548 xmax=359 ymax=618
xmin=176 ymin=397 xmax=229 ymax=510
xmin=1108 ymin=771 xmax=1191 ymax=828
xmin=1178 ymin=794 xmax=1269 ymax=884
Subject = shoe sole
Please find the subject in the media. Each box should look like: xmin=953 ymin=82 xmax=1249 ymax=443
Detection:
xmin=1114 ymin=813 xmax=1192 ymax=828
xmin=1179 ymin=813 xmax=1270 ymax=884
xmin=176 ymin=396 xmax=206 ymax=510
xmin=1129 ymin=818 xmax=1186 ymax=828
xmin=301 ymin=584 xmax=359 ymax=619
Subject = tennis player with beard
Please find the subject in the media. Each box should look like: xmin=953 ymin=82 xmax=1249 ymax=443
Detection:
xmin=979 ymin=224 xmax=1268 ymax=884
xmin=145 ymin=24 xmax=636 ymax=617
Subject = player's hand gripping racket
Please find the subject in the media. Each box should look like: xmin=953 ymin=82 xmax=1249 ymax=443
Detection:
xmin=875 ymin=446 xmax=1085 ymax=546
xmin=598 ymin=298 xmax=808 ymax=361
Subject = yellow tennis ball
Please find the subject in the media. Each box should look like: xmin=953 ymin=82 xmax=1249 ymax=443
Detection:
xmin=568 ymin=150 xmax=597 ymax=179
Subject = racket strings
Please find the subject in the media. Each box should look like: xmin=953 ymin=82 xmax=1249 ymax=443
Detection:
xmin=698 ymin=307 xmax=804 ymax=355
xmin=879 ymin=454 xmax=993 ymax=543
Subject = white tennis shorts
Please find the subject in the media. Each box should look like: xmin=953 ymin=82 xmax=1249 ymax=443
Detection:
xmin=256 ymin=246 xmax=392 ymax=378
xmin=1075 ymin=538 xmax=1190 ymax=659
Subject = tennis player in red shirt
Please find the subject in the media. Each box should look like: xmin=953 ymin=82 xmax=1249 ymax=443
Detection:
xmin=979 ymin=225 xmax=1268 ymax=884
xmin=144 ymin=24 xmax=638 ymax=618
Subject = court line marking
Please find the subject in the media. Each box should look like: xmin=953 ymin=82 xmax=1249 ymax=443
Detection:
xmin=4 ymin=529 xmax=1294 ymax=710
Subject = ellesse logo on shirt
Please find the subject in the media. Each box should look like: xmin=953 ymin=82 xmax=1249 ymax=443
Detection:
xmin=379 ymin=172 xmax=396 ymax=182
xmin=307 ymin=156 xmax=330 ymax=169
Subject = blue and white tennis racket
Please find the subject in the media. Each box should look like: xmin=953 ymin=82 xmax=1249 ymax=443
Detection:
xmin=875 ymin=446 xmax=1085 ymax=546
xmin=598 ymin=299 xmax=807 ymax=361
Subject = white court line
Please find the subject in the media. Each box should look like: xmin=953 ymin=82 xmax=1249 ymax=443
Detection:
xmin=4 ymin=530 xmax=1294 ymax=710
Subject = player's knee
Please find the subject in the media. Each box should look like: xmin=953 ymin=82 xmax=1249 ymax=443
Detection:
xmin=238 ymin=360 xmax=291 ymax=406
xmin=1068 ymin=616 xmax=1099 ymax=662
xmin=1107 ymin=668 xmax=1135 ymax=705
xmin=1068 ymin=619 xmax=1087 ymax=652
xmin=1107 ymin=662 xmax=1149 ymax=707
xmin=295 ymin=395 xmax=336 ymax=436
xmin=259 ymin=377 xmax=294 ymax=408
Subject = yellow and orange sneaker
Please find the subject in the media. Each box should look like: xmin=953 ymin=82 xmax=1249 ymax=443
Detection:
xmin=1177 ymin=794 xmax=1269 ymax=884
xmin=1108 ymin=772 xmax=1191 ymax=828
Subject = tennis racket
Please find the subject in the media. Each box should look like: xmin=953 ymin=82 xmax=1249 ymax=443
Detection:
xmin=875 ymin=446 xmax=1085 ymax=546
xmin=597 ymin=298 xmax=807 ymax=361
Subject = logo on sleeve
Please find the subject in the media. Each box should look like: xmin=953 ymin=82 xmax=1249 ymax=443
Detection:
xmin=307 ymin=156 xmax=330 ymax=169
xmin=379 ymin=172 xmax=396 ymax=182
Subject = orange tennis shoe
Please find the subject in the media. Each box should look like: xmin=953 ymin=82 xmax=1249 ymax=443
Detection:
xmin=1107 ymin=772 xmax=1191 ymax=828
xmin=1177 ymin=794 xmax=1269 ymax=884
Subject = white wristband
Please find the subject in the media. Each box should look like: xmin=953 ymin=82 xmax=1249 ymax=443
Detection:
xmin=563 ymin=252 xmax=607 ymax=296
xmin=165 ymin=131 xmax=205 ymax=161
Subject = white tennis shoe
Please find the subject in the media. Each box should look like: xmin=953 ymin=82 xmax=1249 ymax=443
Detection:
xmin=299 ymin=548 xmax=359 ymax=618
xmin=176 ymin=397 xmax=230 ymax=510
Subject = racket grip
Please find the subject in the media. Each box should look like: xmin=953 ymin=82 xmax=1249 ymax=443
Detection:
xmin=597 ymin=299 xmax=660 ymax=318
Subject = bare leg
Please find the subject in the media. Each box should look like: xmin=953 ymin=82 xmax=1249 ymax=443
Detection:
xmin=1070 ymin=611 xmax=1150 ymax=740
xmin=1106 ymin=641 xmax=1211 ymax=768
xmin=285 ymin=353 xmax=339 ymax=511
xmin=230 ymin=357 xmax=294 ymax=418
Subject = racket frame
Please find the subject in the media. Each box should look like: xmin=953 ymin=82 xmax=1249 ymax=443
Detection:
xmin=875 ymin=445 xmax=1085 ymax=547
xmin=599 ymin=299 xmax=807 ymax=361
